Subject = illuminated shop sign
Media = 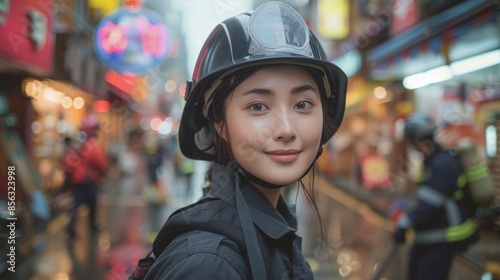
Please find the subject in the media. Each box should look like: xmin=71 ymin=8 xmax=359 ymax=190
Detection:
xmin=486 ymin=124 xmax=497 ymax=158
xmin=317 ymin=0 xmax=349 ymax=39
xmin=0 ymin=0 xmax=54 ymax=74
xmin=94 ymin=7 xmax=171 ymax=76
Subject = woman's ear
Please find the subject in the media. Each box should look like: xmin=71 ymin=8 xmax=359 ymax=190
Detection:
xmin=214 ymin=122 xmax=227 ymax=141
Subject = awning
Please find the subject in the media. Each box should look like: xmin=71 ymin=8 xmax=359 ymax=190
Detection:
xmin=368 ymin=0 xmax=496 ymax=80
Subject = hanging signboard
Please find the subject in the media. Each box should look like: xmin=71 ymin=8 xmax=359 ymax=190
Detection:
xmin=391 ymin=0 xmax=419 ymax=36
xmin=94 ymin=7 xmax=171 ymax=76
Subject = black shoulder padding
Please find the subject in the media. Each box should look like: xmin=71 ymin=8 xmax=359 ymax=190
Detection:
xmin=152 ymin=198 xmax=246 ymax=258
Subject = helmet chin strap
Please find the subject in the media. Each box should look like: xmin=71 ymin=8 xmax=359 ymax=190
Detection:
xmin=228 ymin=146 xmax=323 ymax=189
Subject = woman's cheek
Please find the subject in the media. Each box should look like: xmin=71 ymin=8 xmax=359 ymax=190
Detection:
xmin=301 ymin=114 xmax=323 ymax=143
xmin=244 ymin=117 xmax=273 ymax=145
xmin=234 ymin=141 xmax=258 ymax=162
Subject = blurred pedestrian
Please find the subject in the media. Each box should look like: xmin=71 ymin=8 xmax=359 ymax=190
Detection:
xmin=60 ymin=136 xmax=79 ymax=193
xmin=144 ymin=132 xmax=168 ymax=206
xmin=119 ymin=128 xmax=144 ymax=177
xmin=141 ymin=133 xmax=170 ymax=238
xmin=145 ymin=133 xmax=164 ymax=185
xmin=64 ymin=114 xmax=109 ymax=238
xmin=174 ymin=148 xmax=195 ymax=199
xmin=393 ymin=113 xmax=478 ymax=280
xmin=139 ymin=2 xmax=348 ymax=279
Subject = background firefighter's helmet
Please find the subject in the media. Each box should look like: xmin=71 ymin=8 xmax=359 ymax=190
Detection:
xmin=178 ymin=2 xmax=348 ymax=161
xmin=404 ymin=113 xmax=438 ymax=140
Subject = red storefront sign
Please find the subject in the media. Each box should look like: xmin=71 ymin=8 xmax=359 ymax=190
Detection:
xmin=391 ymin=0 xmax=419 ymax=36
xmin=0 ymin=0 xmax=54 ymax=75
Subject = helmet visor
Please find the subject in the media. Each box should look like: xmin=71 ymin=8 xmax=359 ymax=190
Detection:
xmin=249 ymin=2 xmax=312 ymax=57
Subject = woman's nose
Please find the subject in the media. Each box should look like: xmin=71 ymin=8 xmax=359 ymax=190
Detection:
xmin=271 ymin=109 xmax=297 ymax=143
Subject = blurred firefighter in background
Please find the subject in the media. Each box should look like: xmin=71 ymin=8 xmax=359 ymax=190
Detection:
xmin=393 ymin=113 xmax=478 ymax=280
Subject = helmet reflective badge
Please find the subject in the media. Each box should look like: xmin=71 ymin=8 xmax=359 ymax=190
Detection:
xmin=179 ymin=1 xmax=348 ymax=161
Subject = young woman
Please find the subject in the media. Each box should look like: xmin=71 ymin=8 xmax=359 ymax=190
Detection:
xmin=143 ymin=2 xmax=347 ymax=279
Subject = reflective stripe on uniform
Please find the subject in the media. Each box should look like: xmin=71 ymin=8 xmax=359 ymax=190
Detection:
xmin=446 ymin=218 xmax=477 ymax=242
xmin=457 ymin=174 xmax=467 ymax=188
xmin=414 ymin=228 xmax=446 ymax=243
xmin=465 ymin=164 xmax=489 ymax=182
xmin=444 ymin=199 xmax=461 ymax=226
xmin=414 ymin=218 xmax=476 ymax=244
xmin=417 ymin=185 xmax=447 ymax=207
xmin=454 ymin=174 xmax=467 ymax=201
xmin=418 ymin=185 xmax=462 ymax=226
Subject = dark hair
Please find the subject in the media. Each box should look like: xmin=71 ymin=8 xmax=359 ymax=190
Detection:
xmin=205 ymin=63 xmax=328 ymax=242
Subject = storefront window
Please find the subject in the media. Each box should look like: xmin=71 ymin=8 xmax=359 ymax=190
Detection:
xmin=486 ymin=124 xmax=497 ymax=159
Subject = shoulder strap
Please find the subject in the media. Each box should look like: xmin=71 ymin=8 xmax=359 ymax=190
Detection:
xmin=234 ymin=177 xmax=268 ymax=280
xmin=129 ymin=251 xmax=155 ymax=280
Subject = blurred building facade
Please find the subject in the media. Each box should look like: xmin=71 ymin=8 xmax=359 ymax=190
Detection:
xmin=301 ymin=0 xmax=499 ymax=203
xmin=0 ymin=0 xmax=189 ymax=191
xmin=302 ymin=2 xmax=500 ymax=276
xmin=0 ymin=0 xmax=189 ymax=265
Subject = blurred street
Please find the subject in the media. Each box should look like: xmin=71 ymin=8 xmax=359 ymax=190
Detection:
xmin=3 ymin=156 xmax=499 ymax=280
xmin=2 ymin=156 xmax=194 ymax=280
xmin=3 ymin=158 xmax=395 ymax=280
xmin=1 ymin=0 xmax=500 ymax=279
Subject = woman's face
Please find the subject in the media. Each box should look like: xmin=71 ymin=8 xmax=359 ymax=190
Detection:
xmin=218 ymin=65 xmax=324 ymax=186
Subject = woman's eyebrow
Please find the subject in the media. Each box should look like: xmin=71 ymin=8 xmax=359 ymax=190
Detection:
xmin=291 ymin=84 xmax=317 ymax=95
xmin=242 ymin=88 xmax=271 ymax=96
xmin=241 ymin=84 xmax=317 ymax=96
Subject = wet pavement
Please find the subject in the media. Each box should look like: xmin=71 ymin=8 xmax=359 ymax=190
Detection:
xmin=3 ymin=162 xmax=497 ymax=280
xmin=305 ymin=178 xmax=407 ymax=280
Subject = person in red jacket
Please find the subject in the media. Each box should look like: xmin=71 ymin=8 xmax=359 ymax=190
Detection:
xmin=63 ymin=114 xmax=109 ymax=238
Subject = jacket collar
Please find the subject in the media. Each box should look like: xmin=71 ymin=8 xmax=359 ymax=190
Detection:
xmin=424 ymin=143 xmax=443 ymax=165
xmin=208 ymin=163 xmax=297 ymax=240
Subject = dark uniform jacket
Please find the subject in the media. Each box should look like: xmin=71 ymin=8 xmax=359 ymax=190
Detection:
xmin=144 ymin=163 xmax=314 ymax=279
xmin=401 ymin=144 xmax=478 ymax=247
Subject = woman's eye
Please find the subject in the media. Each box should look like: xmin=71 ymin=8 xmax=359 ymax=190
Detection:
xmin=295 ymin=101 xmax=313 ymax=110
xmin=249 ymin=103 xmax=268 ymax=111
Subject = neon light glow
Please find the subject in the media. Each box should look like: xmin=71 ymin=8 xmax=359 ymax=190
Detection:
xmin=142 ymin=24 xmax=168 ymax=55
xmin=93 ymin=100 xmax=111 ymax=112
xmin=94 ymin=7 xmax=171 ymax=76
xmin=98 ymin=23 xmax=128 ymax=54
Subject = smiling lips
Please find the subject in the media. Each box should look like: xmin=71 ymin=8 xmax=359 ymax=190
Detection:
xmin=265 ymin=150 xmax=300 ymax=163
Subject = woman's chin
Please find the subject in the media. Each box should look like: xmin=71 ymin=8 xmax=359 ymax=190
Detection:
xmin=260 ymin=176 xmax=300 ymax=187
